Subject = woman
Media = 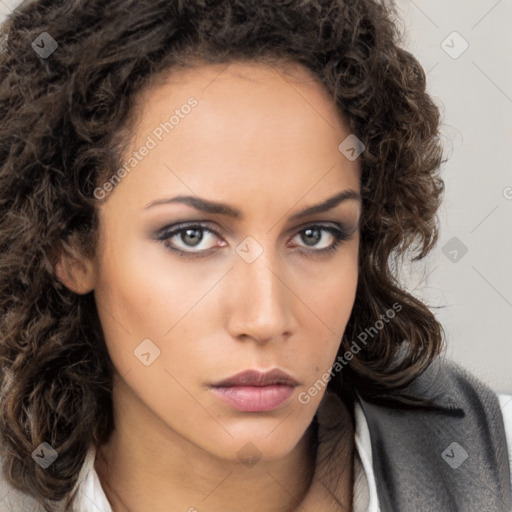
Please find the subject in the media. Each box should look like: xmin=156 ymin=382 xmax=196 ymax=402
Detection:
xmin=0 ymin=0 xmax=510 ymax=511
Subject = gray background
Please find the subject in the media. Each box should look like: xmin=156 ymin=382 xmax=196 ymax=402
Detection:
xmin=394 ymin=0 xmax=512 ymax=394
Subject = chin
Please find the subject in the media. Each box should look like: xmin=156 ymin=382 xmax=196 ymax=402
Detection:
xmin=205 ymin=423 xmax=309 ymax=465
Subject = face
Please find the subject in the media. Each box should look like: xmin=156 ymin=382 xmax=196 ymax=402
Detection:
xmin=87 ymin=60 xmax=361 ymax=463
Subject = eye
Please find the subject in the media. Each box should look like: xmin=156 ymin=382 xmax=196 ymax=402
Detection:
xmin=155 ymin=222 xmax=353 ymax=259
xmin=291 ymin=225 xmax=344 ymax=249
xmin=289 ymin=224 xmax=353 ymax=259
xmin=157 ymin=224 xmax=222 ymax=258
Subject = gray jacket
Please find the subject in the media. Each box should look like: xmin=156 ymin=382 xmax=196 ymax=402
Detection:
xmin=358 ymin=358 xmax=512 ymax=511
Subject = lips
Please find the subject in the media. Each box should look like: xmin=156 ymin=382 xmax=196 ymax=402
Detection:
xmin=209 ymin=369 xmax=299 ymax=412
xmin=211 ymin=368 xmax=299 ymax=388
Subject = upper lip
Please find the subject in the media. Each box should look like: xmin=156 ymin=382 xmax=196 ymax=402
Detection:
xmin=211 ymin=369 xmax=299 ymax=387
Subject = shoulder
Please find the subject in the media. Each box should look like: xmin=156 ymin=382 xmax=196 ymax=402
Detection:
xmin=356 ymin=357 xmax=512 ymax=511
xmin=0 ymin=469 xmax=45 ymax=511
xmin=360 ymin=356 xmax=511 ymax=454
xmin=0 ymin=447 xmax=84 ymax=512
xmin=359 ymin=356 xmax=506 ymax=422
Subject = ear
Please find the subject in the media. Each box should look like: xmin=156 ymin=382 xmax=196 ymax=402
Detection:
xmin=53 ymin=243 xmax=96 ymax=295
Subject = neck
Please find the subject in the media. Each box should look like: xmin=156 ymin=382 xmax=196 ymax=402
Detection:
xmin=95 ymin=420 xmax=319 ymax=512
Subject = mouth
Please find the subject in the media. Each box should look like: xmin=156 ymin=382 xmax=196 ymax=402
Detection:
xmin=209 ymin=368 xmax=299 ymax=412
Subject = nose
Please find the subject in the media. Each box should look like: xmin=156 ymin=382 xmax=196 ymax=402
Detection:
xmin=226 ymin=244 xmax=295 ymax=345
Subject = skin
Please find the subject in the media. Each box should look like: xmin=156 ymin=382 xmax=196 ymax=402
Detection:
xmin=56 ymin=60 xmax=362 ymax=512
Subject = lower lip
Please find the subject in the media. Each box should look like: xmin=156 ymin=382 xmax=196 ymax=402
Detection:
xmin=211 ymin=384 xmax=295 ymax=412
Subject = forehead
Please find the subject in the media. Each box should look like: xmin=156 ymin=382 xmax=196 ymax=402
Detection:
xmin=135 ymin=58 xmax=349 ymax=138
xmin=99 ymin=59 xmax=360 ymax=216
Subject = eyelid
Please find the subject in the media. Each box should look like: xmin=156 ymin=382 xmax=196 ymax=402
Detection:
xmin=154 ymin=221 xmax=356 ymax=263
xmin=154 ymin=220 xmax=355 ymax=244
xmin=155 ymin=221 xmax=222 ymax=242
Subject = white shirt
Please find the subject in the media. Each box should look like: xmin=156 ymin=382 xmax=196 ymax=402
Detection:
xmin=68 ymin=392 xmax=512 ymax=512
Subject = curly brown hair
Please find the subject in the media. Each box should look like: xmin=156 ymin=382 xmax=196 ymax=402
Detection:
xmin=0 ymin=0 xmax=446 ymax=508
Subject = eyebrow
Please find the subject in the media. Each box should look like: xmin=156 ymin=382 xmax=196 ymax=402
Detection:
xmin=143 ymin=189 xmax=361 ymax=221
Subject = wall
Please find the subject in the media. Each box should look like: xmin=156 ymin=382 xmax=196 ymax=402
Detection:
xmin=394 ymin=0 xmax=512 ymax=394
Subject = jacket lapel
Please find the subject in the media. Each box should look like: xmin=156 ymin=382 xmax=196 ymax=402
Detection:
xmin=357 ymin=358 xmax=512 ymax=511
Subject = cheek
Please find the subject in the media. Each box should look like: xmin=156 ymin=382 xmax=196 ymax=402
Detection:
xmin=309 ymin=254 xmax=358 ymax=324
xmin=305 ymin=262 xmax=358 ymax=365
xmin=94 ymin=233 xmax=194 ymax=335
xmin=93 ymin=239 xmax=218 ymax=394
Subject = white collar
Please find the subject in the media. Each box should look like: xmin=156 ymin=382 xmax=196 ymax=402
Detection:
xmin=353 ymin=395 xmax=381 ymax=512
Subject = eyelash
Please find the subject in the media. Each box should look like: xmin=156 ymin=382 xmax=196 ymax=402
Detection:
xmin=155 ymin=222 xmax=353 ymax=260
